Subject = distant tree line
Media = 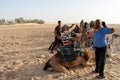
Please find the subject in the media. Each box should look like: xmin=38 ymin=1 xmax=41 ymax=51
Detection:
xmin=0 ymin=17 xmax=45 ymax=25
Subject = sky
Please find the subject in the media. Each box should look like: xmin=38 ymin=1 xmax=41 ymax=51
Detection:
xmin=0 ymin=0 xmax=120 ymax=24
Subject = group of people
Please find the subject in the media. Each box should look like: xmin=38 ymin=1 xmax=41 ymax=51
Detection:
xmin=46 ymin=19 xmax=115 ymax=79
xmin=48 ymin=21 xmax=77 ymax=53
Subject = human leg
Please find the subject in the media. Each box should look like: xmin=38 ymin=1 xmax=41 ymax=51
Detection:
xmin=50 ymin=37 xmax=58 ymax=53
xmin=99 ymin=46 xmax=107 ymax=76
xmin=94 ymin=47 xmax=100 ymax=72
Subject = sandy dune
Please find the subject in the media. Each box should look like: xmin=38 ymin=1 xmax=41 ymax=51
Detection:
xmin=0 ymin=24 xmax=120 ymax=80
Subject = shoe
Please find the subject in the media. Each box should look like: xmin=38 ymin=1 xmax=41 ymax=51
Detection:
xmin=96 ymin=75 xmax=105 ymax=78
xmin=92 ymin=70 xmax=99 ymax=73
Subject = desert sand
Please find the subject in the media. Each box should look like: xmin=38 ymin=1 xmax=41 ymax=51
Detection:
xmin=0 ymin=23 xmax=120 ymax=80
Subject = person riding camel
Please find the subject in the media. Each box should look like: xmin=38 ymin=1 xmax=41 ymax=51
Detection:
xmin=49 ymin=22 xmax=75 ymax=53
xmin=44 ymin=27 xmax=94 ymax=72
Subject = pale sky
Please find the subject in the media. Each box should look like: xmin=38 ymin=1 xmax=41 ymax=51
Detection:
xmin=0 ymin=0 xmax=120 ymax=24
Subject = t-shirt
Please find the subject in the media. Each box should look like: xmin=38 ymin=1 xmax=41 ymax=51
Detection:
xmin=93 ymin=27 xmax=112 ymax=47
xmin=55 ymin=26 xmax=61 ymax=36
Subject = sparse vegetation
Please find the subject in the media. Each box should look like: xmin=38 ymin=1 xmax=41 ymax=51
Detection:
xmin=0 ymin=17 xmax=45 ymax=25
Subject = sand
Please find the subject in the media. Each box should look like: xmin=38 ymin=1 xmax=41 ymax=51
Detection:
xmin=0 ymin=23 xmax=120 ymax=80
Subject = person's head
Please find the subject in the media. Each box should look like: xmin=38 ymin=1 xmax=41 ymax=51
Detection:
xmin=58 ymin=20 xmax=61 ymax=26
xmin=80 ymin=20 xmax=84 ymax=28
xmin=84 ymin=22 xmax=88 ymax=28
xmin=75 ymin=24 xmax=79 ymax=28
xmin=62 ymin=24 xmax=69 ymax=32
xmin=89 ymin=20 xmax=95 ymax=28
xmin=95 ymin=19 xmax=102 ymax=30
xmin=84 ymin=22 xmax=88 ymax=25
xmin=102 ymin=21 xmax=107 ymax=27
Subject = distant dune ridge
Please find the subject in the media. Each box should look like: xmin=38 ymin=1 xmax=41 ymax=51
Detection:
xmin=0 ymin=24 xmax=120 ymax=80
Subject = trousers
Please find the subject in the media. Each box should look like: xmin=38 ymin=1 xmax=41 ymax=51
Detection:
xmin=95 ymin=46 xmax=107 ymax=76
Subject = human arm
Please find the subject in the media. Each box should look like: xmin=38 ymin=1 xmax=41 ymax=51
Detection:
xmin=110 ymin=28 xmax=115 ymax=33
xmin=68 ymin=24 xmax=75 ymax=29
xmin=104 ymin=27 xmax=115 ymax=34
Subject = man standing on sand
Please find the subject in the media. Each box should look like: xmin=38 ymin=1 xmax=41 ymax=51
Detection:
xmin=50 ymin=20 xmax=63 ymax=53
xmin=92 ymin=19 xmax=115 ymax=79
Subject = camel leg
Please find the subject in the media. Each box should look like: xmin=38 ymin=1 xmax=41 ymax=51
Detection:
xmin=43 ymin=59 xmax=51 ymax=71
xmin=49 ymin=55 xmax=68 ymax=73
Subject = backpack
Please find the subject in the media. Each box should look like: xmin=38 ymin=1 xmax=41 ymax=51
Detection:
xmin=59 ymin=44 xmax=77 ymax=62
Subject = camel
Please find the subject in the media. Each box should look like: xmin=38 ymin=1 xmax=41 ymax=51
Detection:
xmin=43 ymin=47 xmax=95 ymax=72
